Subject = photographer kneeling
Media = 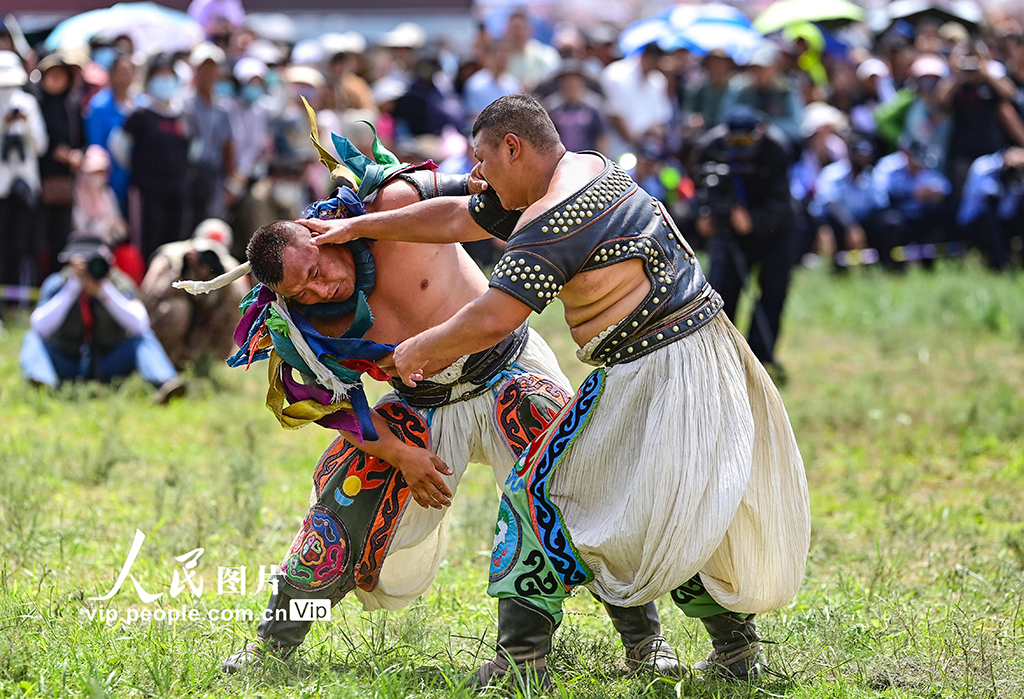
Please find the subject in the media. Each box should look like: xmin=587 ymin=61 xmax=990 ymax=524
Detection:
xmin=19 ymin=235 xmax=184 ymax=402
xmin=691 ymin=106 xmax=795 ymax=380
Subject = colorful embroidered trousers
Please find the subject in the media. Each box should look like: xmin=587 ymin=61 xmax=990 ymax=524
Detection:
xmin=272 ymin=332 xmax=573 ymax=611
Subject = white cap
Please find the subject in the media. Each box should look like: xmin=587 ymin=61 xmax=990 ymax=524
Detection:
xmin=244 ymin=13 xmax=296 ymax=45
xmin=0 ymin=50 xmax=28 ymax=88
xmin=245 ymin=38 xmax=284 ymax=66
xmin=282 ymin=64 xmax=325 ymax=88
xmin=234 ymin=56 xmax=267 ymax=83
xmin=911 ymin=53 xmax=949 ymax=79
xmin=379 ymin=22 xmax=426 ymax=50
xmin=290 ymin=38 xmax=324 ymax=66
xmin=372 ymin=75 xmax=407 ymax=104
xmin=193 ymin=218 xmax=233 ymax=250
xmin=320 ymin=31 xmax=366 ymax=57
xmin=801 ymin=101 xmax=848 ymax=138
xmin=747 ymin=42 xmax=778 ymax=68
xmin=856 ymin=57 xmax=890 ymax=81
xmin=189 ymin=41 xmax=226 ymax=67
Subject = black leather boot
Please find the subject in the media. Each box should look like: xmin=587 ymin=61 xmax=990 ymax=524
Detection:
xmin=695 ymin=613 xmax=765 ymax=682
xmin=600 ymin=600 xmax=684 ymax=678
xmin=468 ymin=597 xmax=559 ymax=690
xmin=222 ymin=586 xmax=312 ymax=673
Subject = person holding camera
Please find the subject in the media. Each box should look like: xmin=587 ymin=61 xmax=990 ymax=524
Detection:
xmin=19 ymin=234 xmax=184 ymax=402
xmin=936 ymin=41 xmax=1024 ymax=197
xmin=691 ymin=106 xmax=795 ymax=378
xmin=872 ymin=137 xmax=952 ymax=267
xmin=957 ymin=147 xmax=1024 ymax=271
xmin=0 ymin=50 xmax=47 ymax=288
xmin=139 ymin=218 xmax=249 ymax=369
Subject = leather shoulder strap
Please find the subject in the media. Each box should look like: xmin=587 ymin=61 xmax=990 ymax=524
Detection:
xmin=396 ymin=170 xmax=471 ymax=200
xmin=468 ymin=186 xmax=522 ymax=242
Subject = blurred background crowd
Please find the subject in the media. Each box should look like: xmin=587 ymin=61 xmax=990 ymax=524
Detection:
xmin=2 ymin=0 xmax=1024 ymax=396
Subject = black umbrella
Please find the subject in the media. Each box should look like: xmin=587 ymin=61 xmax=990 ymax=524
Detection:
xmin=873 ymin=0 xmax=983 ymax=33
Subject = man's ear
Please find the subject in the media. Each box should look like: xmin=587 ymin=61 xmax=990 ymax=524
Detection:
xmin=505 ymin=134 xmax=522 ymax=161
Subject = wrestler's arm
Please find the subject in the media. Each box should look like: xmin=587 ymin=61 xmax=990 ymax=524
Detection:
xmin=301 ymin=196 xmax=492 ymax=245
xmin=339 ymin=410 xmax=453 ymax=510
xmin=391 ymin=289 xmax=533 ymax=387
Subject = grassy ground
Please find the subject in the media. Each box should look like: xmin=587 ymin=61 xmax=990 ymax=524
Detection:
xmin=1 ymin=257 xmax=1023 ymax=698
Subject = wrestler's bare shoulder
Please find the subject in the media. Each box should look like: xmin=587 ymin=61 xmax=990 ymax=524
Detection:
xmin=365 ymin=178 xmax=421 ymax=213
xmin=516 ymin=152 xmax=605 ymax=228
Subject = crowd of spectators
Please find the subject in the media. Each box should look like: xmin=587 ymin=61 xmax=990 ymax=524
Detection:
xmin=2 ymin=3 xmax=1024 ymax=393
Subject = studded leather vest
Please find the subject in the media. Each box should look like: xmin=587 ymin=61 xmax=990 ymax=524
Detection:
xmin=469 ymin=152 xmax=722 ymax=366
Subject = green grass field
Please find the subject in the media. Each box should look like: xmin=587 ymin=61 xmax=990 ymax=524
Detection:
xmin=1 ymin=258 xmax=1023 ymax=698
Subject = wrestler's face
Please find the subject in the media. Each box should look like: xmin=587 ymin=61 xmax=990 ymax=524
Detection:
xmin=275 ymin=226 xmax=357 ymax=305
xmin=473 ymin=132 xmax=525 ymax=210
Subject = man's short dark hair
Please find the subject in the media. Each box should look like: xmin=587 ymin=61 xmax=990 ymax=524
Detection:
xmin=472 ymin=93 xmax=562 ymax=154
xmin=246 ymin=220 xmax=304 ymax=286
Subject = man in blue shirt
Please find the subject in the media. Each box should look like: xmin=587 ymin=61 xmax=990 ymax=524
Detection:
xmin=874 ymin=137 xmax=953 ymax=265
xmin=811 ymin=133 xmax=894 ymax=266
xmin=84 ymin=54 xmax=135 ymax=214
xmin=957 ymin=148 xmax=1024 ymax=270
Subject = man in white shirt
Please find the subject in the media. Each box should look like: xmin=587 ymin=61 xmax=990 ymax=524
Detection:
xmin=506 ymin=9 xmax=560 ymax=89
xmin=0 ymin=50 xmax=48 ymax=286
xmin=600 ymin=42 xmax=673 ymax=159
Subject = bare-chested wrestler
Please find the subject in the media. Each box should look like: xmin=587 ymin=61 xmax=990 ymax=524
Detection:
xmin=302 ymin=94 xmax=811 ymax=687
xmin=220 ymin=131 xmax=684 ymax=679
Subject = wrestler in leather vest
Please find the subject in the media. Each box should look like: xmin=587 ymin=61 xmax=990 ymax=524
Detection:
xmin=469 ymin=152 xmax=723 ymax=366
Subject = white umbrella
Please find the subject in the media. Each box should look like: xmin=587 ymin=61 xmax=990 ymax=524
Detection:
xmin=45 ymin=2 xmax=205 ymax=55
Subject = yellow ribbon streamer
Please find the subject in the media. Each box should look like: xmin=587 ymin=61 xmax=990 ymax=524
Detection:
xmin=301 ymin=96 xmax=359 ymax=184
xmin=265 ymin=352 xmax=354 ymax=430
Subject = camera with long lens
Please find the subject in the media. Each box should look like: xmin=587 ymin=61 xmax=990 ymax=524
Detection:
xmin=694 ymin=161 xmax=738 ymax=219
xmin=58 ymin=236 xmax=113 ymax=281
xmin=693 ymin=159 xmax=758 ymax=221
xmin=85 ymin=254 xmax=111 ymax=280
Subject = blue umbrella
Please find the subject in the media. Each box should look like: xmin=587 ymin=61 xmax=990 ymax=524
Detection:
xmin=618 ymin=15 xmax=673 ymax=56
xmin=664 ymin=3 xmax=752 ymax=31
xmin=663 ymin=21 xmax=765 ymax=63
xmin=620 ymin=4 xmax=760 ymax=60
xmin=45 ymin=2 xmax=204 ymax=54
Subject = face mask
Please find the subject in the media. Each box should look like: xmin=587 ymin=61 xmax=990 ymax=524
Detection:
xmin=214 ymin=80 xmax=235 ymax=100
xmin=265 ymin=68 xmax=281 ymax=90
xmin=147 ymin=75 xmax=179 ymax=102
xmin=241 ymin=83 xmax=264 ymax=104
xmin=93 ymin=47 xmax=118 ymax=71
